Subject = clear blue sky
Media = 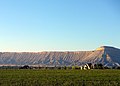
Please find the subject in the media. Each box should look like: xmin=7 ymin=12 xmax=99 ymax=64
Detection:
xmin=0 ymin=0 xmax=120 ymax=52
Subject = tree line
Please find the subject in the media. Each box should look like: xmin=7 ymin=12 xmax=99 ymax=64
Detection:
xmin=0 ymin=63 xmax=120 ymax=70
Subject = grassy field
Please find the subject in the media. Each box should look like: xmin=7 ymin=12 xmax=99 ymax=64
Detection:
xmin=0 ymin=69 xmax=120 ymax=86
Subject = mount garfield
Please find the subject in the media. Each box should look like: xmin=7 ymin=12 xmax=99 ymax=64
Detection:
xmin=0 ymin=46 xmax=120 ymax=67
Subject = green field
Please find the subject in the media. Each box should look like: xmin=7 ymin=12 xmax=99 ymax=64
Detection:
xmin=0 ymin=69 xmax=120 ymax=86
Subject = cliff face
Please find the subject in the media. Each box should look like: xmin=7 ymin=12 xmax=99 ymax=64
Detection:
xmin=0 ymin=46 xmax=120 ymax=67
xmin=82 ymin=46 xmax=120 ymax=66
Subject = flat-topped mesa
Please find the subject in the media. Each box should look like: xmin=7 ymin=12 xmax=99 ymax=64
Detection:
xmin=0 ymin=46 xmax=120 ymax=67
xmin=96 ymin=46 xmax=116 ymax=51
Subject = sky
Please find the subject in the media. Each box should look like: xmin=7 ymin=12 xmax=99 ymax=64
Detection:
xmin=0 ymin=0 xmax=120 ymax=52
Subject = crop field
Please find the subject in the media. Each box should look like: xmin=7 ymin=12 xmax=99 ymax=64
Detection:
xmin=0 ymin=69 xmax=120 ymax=86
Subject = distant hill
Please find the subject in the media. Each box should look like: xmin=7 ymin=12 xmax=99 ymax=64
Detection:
xmin=0 ymin=46 xmax=120 ymax=67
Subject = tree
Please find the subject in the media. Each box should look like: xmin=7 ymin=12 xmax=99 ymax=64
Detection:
xmin=20 ymin=65 xmax=31 ymax=69
xmin=94 ymin=63 xmax=104 ymax=69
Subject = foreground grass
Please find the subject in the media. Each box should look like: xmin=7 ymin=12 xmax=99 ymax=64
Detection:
xmin=0 ymin=69 xmax=120 ymax=86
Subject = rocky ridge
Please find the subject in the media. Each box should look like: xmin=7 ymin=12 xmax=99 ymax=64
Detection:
xmin=0 ymin=46 xmax=120 ymax=67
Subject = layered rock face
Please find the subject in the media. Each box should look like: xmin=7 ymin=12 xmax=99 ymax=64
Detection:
xmin=0 ymin=46 xmax=120 ymax=67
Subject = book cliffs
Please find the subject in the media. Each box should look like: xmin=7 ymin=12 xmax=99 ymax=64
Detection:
xmin=0 ymin=46 xmax=120 ymax=67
